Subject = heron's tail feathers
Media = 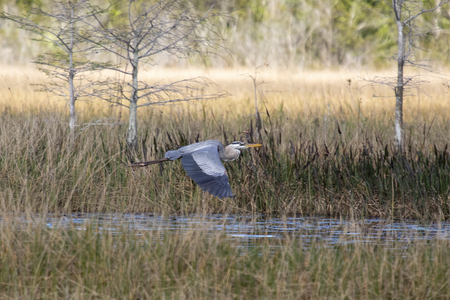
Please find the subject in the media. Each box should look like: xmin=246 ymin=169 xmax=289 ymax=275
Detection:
xmin=129 ymin=158 xmax=170 ymax=168
xmin=164 ymin=150 xmax=182 ymax=161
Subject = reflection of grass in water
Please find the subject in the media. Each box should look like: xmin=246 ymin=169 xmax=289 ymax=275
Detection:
xmin=2 ymin=68 xmax=450 ymax=218
xmin=0 ymin=216 xmax=448 ymax=299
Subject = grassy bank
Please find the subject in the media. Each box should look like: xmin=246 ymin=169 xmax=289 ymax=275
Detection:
xmin=0 ymin=215 xmax=449 ymax=299
xmin=1 ymin=68 xmax=450 ymax=219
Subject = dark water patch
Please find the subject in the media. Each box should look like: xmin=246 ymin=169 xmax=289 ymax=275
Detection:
xmin=1 ymin=213 xmax=449 ymax=248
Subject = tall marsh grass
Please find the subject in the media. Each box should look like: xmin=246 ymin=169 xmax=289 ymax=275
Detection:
xmin=0 ymin=214 xmax=449 ymax=299
xmin=1 ymin=67 xmax=450 ymax=219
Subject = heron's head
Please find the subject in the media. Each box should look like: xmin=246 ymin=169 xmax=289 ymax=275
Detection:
xmin=229 ymin=141 xmax=263 ymax=150
xmin=222 ymin=141 xmax=262 ymax=161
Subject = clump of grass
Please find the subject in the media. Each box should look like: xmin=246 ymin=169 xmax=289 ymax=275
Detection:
xmin=0 ymin=214 xmax=449 ymax=299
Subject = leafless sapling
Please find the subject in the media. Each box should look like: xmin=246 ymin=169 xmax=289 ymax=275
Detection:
xmin=366 ymin=0 xmax=450 ymax=151
xmin=1 ymin=0 xmax=112 ymax=146
xmin=86 ymin=0 xmax=228 ymax=153
xmin=241 ymin=63 xmax=270 ymax=143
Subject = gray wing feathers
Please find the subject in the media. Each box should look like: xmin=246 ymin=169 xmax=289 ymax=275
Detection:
xmin=178 ymin=140 xmax=223 ymax=154
xmin=181 ymin=146 xmax=233 ymax=199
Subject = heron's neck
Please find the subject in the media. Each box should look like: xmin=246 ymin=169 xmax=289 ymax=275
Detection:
xmin=221 ymin=146 xmax=240 ymax=161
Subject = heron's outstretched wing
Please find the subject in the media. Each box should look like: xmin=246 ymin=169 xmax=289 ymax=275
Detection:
xmin=181 ymin=146 xmax=233 ymax=199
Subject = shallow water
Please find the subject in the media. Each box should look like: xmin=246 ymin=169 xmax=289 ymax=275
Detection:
xmin=1 ymin=213 xmax=449 ymax=247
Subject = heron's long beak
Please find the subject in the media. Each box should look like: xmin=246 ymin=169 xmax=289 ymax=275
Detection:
xmin=244 ymin=143 xmax=263 ymax=148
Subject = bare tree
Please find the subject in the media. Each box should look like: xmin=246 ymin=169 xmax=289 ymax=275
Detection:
xmin=1 ymin=0 xmax=111 ymax=146
xmin=86 ymin=0 xmax=227 ymax=152
xmin=367 ymin=0 xmax=450 ymax=151
xmin=241 ymin=64 xmax=270 ymax=143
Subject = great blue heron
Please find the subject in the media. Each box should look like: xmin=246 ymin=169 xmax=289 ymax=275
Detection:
xmin=130 ymin=140 xmax=262 ymax=198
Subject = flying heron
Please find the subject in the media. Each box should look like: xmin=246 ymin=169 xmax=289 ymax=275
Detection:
xmin=130 ymin=140 xmax=262 ymax=198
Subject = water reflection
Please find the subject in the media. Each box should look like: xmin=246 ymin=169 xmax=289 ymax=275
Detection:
xmin=1 ymin=213 xmax=449 ymax=247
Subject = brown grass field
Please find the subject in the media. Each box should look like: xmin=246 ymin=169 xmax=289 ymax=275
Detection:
xmin=2 ymin=66 xmax=448 ymax=143
xmin=2 ymin=66 xmax=450 ymax=298
xmin=2 ymin=66 xmax=448 ymax=140
xmin=2 ymin=66 xmax=450 ymax=218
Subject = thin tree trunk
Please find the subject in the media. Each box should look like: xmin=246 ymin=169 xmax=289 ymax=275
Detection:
xmin=68 ymin=6 xmax=76 ymax=147
xmin=127 ymin=100 xmax=138 ymax=150
xmin=127 ymin=50 xmax=139 ymax=151
xmin=254 ymin=79 xmax=260 ymax=142
xmin=69 ymin=70 xmax=76 ymax=146
xmin=394 ymin=0 xmax=404 ymax=152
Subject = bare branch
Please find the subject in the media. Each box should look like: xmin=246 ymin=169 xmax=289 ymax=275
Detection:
xmin=137 ymin=91 xmax=229 ymax=107
xmin=81 ymin=0 xmax=229 ymax=151
xmin=403 ymin=1 xmax=450 ymax=24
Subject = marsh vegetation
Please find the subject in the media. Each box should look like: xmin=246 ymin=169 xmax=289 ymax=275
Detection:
xmin=2 ymin=58 xmax=450 ymax=300
xmin=1 ymin=213 xmax=450 ymax=299
xmin=2 ymin=67 xmax=450 ymax=220
xmin=2 ymin=0 xmax=450 ymax=298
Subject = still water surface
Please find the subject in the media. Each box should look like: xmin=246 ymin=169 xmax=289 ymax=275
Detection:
xmin=2 ymin=213 xmax=449 ymax=247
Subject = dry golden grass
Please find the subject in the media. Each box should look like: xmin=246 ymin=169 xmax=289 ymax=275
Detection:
xmin=2 ymin=65 xmax=450 ymax=150
xmin=2 ymin=65 xmax=450 ymax=218
xmin=2 ymin=66 xmax=450 ymax=298
xmin=2 ymin=66 xmax=448 ymax=118
xmin=0 ymin=65 xmax=445 ymax=141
